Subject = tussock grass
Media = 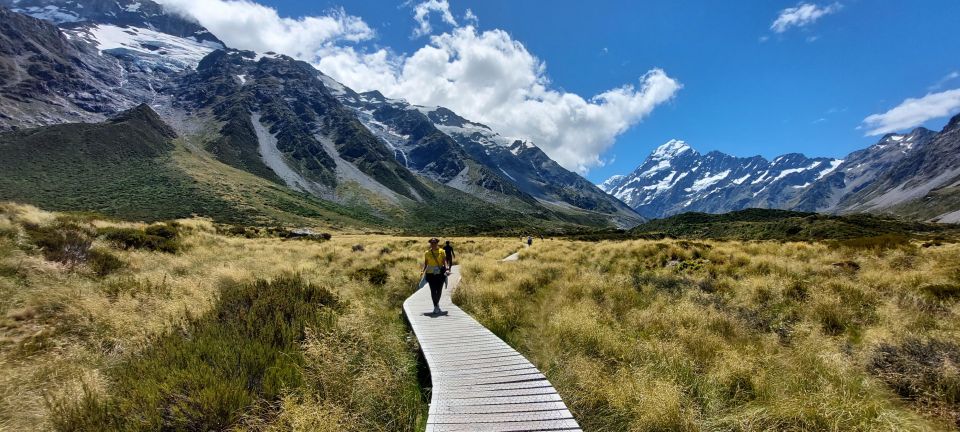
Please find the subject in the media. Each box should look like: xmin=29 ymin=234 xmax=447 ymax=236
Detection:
xmin=0 ymin=203 xmax=520 ymax=431
xmin=456 ymin=238 xmax=960 ymax=430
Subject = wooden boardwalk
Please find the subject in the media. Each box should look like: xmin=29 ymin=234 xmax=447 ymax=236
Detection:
xmin=403 ymin=263 xmax=581 ymax=432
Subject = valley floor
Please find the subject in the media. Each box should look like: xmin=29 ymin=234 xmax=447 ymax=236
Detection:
xmin=1 ymin=203 xmax=958 ymax=430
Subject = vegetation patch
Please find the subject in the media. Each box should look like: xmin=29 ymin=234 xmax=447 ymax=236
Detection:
xmin=51 ymin=275 xmax=341 ymax=431
xmin=99 ymin=222 xmax=182 ymax=253
xmin=870 ymin=338 xmax=960 ymax=424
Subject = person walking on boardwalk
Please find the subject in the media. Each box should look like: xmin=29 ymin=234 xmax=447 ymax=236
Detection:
xmin=527 ymin=235 xmax=533 ymax=247
xmin=442 ymin=240 xmax=455 ymax=289
xmin=421 ymin=237 xmax=450 ymax=314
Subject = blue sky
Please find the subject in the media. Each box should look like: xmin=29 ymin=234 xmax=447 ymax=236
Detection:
xmin=171 ymin=1 xmax=960 ymax=183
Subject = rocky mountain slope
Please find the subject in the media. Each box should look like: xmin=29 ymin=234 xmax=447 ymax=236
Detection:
xmin=0 ymin=2 xmax=641 ymax=230
xmin=335 ymin=86 xmax=642 ymax=226
xmin=602 ymin=115 xmax=960 ymax=222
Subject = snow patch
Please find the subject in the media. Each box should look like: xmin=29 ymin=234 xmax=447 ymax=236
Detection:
xmin=318 ymin=73 xmax=347 ymax=95
xmin=772 ymin=161 xmax=821 ymax=182
xmin=598 ymin=175 xmax=625 ymax=193
xmin=651 ymin=139 xmax=692 ymax=160
xmin=815 ymin=159 xmax=843 ymax=180
xmin=71 ymin=24 xmax=222 ymax=70
xmin=236 ymin=74 xmax=247 ymax=84
xmin=685 ymin=170 xmax=730 ymax=193
xmin=640 ymin=160 xmax=670 ymax=177
xmin=731 ymin=174 xmax=751 ymax=185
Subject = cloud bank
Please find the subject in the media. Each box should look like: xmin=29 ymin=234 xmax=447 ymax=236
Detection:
xmin=770 ymin=2 xmax=841 ymax=33
xmin=862 ymin=88 xmax=960 ymax=135
xmin=156 ymin=0 xmax=373 ymax=59
xmin=158 ymin=0 xmax=680 ymax=173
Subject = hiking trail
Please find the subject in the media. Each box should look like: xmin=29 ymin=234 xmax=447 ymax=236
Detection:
xmin=403 ymin=254 xmax=581 ymax=432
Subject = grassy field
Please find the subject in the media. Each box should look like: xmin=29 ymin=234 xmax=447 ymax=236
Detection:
xmin=0 ymin=203 xmax=518 ymax=431
xmin=3 ymin=202 xmax=959 ymax=431
xmin=455 ymin=237 xmax=960 ymax=430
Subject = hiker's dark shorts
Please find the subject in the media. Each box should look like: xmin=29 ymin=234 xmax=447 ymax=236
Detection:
xmin=425 ymin=273 xmax=445 ymax=306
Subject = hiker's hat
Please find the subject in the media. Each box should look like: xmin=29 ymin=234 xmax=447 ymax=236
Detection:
xmin=428 ymin=237 xmax=439 ymax=244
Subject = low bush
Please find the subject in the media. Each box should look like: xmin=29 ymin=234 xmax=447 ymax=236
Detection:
xmin=51 ymin=275 xmax=341 ymax=431
xmin=920 ymin=283 xmax=960 ymax=302
xmin=832 ymin=234 xmax=911 ymax=250
xmin=351 ymin=267 xmax=389 ymax=286
xmin=870 ymin=338 xmax=960 ymax=416
xmin=87 ymin=249 xmax=125 ymax=277
xmin=99 ymin=222 xmax=181 ymax=253
xmin=24 ymin=222 xmax=95 ymax=267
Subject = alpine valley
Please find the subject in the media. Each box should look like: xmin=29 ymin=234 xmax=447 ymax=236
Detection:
xmin=0 ymin=0 xmax=642 ymax=233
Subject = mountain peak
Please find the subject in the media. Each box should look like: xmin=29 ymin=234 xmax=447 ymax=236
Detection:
xmin=651 ymin=139 xmax=692 ymax=160
xmin=945 ymin=113 xmax=960 ymax=132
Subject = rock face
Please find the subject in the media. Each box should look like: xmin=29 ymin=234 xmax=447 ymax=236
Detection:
xmin=173 ymin=49 xmax=433 ymax=201
xmin=337 ymin=86 xmax=643 ymax=227
xmin=831 ymin=115 xmax=960 ymax=222
xmin=0 ymin=5 xmax=128 ymax=128
xmin=602 ymin=116 xmax=960 ymax=222
xmin=2 ymin=0 xmax=222 ymax=45
xmin=600 ymin=140 xmax=839 ymax=219
xmin=793 ymin=127 xmax=937 ymax=212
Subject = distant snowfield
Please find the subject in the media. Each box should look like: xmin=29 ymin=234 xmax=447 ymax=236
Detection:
xmin=66 ymin=24 xmax=222 ymax=70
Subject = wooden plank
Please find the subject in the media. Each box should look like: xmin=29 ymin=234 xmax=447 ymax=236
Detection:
xmin=404 ymin=263 xmax=581 ymax=431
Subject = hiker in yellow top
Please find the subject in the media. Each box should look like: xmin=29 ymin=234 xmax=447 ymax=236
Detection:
xmin=421 ymin=237 xmax=450 ymax=314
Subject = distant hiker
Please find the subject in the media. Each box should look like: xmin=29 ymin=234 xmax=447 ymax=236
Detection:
xmin=443 ymin=240 xmax=455 ymax=267
xmin=527 ymin=236 xmax=533 ymax=247
xmin=442 ymin=240 xmax=455 ymax=290
xmin=421 ymin=237 xmax=450 ymax=314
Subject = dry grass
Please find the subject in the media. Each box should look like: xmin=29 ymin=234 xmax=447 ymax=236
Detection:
xmin=9 ymin=201 xmax=956 ymax=430
xmin=0 ymin=203 xmax=519 ymax=431
xmin=455 ymin=238 xmax=960 ymax=431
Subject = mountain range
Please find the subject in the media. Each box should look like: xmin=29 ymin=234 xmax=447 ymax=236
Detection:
xmin=0 ymin=0 xmax=642 ymax=231
xmin=2 ymin=0 xmax=958 ymax=230
xmin=600 ymin=119 xmax=960 ymax=223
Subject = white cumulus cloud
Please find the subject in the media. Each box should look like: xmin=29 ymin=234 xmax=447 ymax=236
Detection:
xmin=317 ymin=26 xmax=681 ymax=173
xmin=862 ymin=88 xmax=960 ymax=135
xmin=771 ymin=2 xmax=841 ymax=33
xmin=411 ymin=0 xmax=458 ymax=38
xmin=155 ymin=0 xmax=373 ymax=59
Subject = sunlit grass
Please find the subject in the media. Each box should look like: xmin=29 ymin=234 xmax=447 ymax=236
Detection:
xmin=0 ymin=203 xmax=519 ymax=430
xmin=456 ymin=238 xmax=960 ymax=430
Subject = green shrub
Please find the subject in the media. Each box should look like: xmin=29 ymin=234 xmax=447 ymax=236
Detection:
xmin=24 ymin=223 xmax=94 ymax=267
xmin=352 ymin=267 xmax=389 ymax=286
xmin=832 ymin=234 xmax=911 ymax=250
xmin=919 ymin=283 xmax=960 ymax=302
xmin=99 ymin=223 xmax=181 ymax=253
xmin=87 ymin=249 xmax=125 ymax=277
xmin=51 ymin=275 xmax=340 ymax=431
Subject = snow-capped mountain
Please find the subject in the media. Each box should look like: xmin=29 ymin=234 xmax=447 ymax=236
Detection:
xmin=603 ymin=116 xmax=960 ymax=222
xmin=830 ymin=115 xmax=960 ymax=222
xmin=600 ymin=140 xmax=841 ymax=219
xmin=793 ymin=127 xmax=936 ymax=212
xmin=0 ymin=0 xmax=224 ymax=130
